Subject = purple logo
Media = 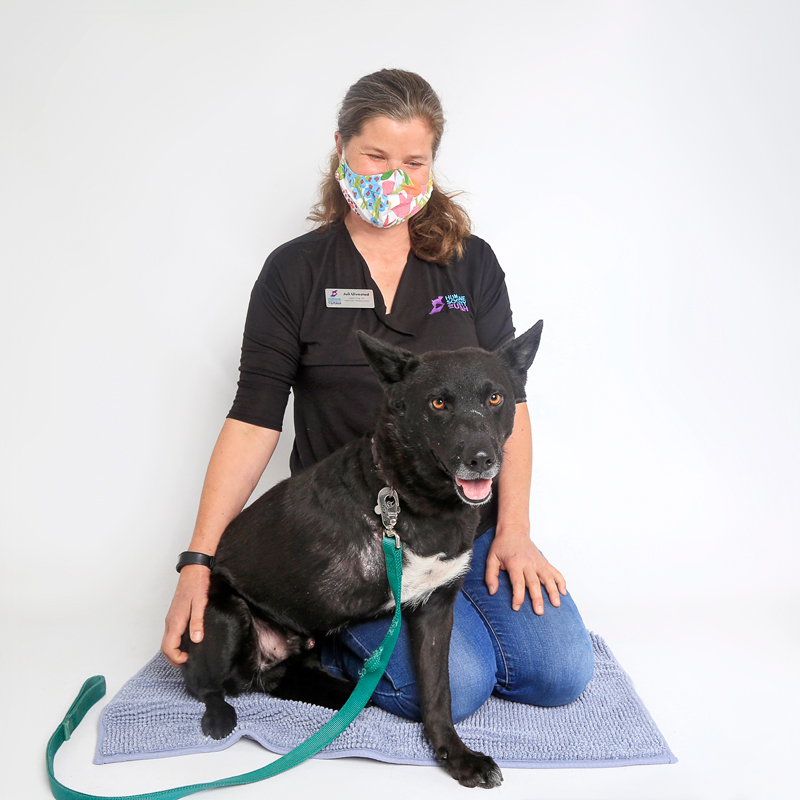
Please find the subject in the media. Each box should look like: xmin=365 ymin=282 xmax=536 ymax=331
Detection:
xmin=330 ymin=290 xmax=338 ymax=298
xmin=429 ymin=294 xmax=469 ymax=314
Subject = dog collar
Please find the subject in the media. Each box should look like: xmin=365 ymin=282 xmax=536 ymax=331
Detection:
xmin=370 ymin=437 xmax=385 ymax=475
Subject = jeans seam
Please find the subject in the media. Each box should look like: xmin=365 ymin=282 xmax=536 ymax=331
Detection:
xmin=459 ymin=585 xmax=509 ymax=689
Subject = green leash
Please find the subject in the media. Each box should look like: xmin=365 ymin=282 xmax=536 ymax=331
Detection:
xmin=47 ymin=535 xmax=404 ymax=800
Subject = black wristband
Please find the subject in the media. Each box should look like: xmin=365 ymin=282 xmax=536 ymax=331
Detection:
xmin=176 ymin=551 xmax=216 ymax=573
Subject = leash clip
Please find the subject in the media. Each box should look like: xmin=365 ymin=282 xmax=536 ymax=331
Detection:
xmin=374 ymin=487 xmax=401 ymax=548
xmin=384 ymin=529 xmax=401 ymax=549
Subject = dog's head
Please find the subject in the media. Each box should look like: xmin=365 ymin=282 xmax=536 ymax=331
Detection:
xmin=357 ymin=322 xmax=543 ymax=506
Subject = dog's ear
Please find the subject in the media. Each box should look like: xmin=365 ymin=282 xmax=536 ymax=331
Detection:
xmin=357 ymin=331 xmax=420 ymax=388
xmin=493 ymin=320 xmax=543 ymax=399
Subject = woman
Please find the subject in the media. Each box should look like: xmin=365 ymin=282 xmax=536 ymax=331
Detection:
xmin=162 ymin=69 xmax=594 ymax=722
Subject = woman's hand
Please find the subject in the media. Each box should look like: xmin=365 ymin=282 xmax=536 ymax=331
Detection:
xmin=161 ymin=565 xmax=211 ymax=667
xmin=484 ymin=530 xmax=567 ymax=614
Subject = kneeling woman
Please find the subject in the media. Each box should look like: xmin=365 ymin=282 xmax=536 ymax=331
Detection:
xmin=162 ymin=68 xmax=595 ymax=720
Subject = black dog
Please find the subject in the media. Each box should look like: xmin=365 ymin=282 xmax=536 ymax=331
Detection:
xmin=181 ymin=322 xmax=543 ymax=788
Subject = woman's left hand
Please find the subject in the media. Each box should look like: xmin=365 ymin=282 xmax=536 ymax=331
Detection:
xmin=484 ymin=530 xmax=567 ymax=614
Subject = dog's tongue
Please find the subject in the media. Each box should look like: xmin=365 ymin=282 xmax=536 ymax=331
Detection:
xmin=456 ymin=477 xmax=493 ymax=501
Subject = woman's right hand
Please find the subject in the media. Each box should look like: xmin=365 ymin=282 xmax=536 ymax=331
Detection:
xmin=161 ymin=565 xmax=211 ymax=668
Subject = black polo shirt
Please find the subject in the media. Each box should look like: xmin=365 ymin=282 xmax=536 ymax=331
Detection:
xmin=228 ymin=223 xmax=519 ymax=530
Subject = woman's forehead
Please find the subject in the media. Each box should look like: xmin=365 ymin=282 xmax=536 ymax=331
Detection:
xmin=351 ymin=116 xmax=434 ymax=154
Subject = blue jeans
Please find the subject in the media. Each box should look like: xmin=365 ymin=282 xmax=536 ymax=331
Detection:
xmin=321 ymin=528 xmax=595 ymax=723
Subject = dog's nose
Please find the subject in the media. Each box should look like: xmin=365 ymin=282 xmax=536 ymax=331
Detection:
xmin=465 ymin=448 xmax=495 ymax=472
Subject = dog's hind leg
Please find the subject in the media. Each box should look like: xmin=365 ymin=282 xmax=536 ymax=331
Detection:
xmin=407 ymin=585 xmax=503 ymax=788
xmin=180 ymin=590 xmax=254 ymax=740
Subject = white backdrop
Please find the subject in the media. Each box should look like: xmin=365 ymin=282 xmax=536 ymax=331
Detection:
xmin=2 ymin=2 xmax=798 ymax=799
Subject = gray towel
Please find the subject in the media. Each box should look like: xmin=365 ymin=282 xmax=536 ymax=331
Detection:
xmin=95 ymin=632 xmax=676 ymax=768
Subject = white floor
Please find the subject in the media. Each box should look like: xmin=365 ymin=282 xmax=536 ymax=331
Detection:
xmin=6 ymin=593 xmax=797 ymax=800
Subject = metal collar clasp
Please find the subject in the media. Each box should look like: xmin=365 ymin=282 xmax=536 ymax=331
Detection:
xmin=374 ymin=487 xmax=401 ymax=548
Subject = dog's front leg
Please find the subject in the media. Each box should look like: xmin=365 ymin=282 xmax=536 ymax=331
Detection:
xmin=407 ymin=586 xmax=502 ymax=789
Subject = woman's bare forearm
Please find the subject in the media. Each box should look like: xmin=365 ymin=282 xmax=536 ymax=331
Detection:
xmin=495 ymin=402 xmax=532 ymax=539
xmin=187 ymin=417 xmax=281 ymax=555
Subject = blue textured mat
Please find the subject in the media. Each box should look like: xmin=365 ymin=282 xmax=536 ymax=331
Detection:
xmin=95 ymin=632 xmax=676 ymax=769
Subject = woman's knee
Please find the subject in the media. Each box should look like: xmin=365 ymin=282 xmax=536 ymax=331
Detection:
xmin=449 ymin=646 xmax=496 ymax=722
xmin=322 ymin=598 xmax=498 ymax=723
xmin=376 ymin=619 xmax=497 ymax=723
xmin=386 ymin=660 xmax=495 ymax=723
xmin=503 ymin=628 xmax=595 ymax=707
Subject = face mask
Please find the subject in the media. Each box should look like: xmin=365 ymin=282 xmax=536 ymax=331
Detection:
xmin=336 ymin=151 xmax=434 ymax=228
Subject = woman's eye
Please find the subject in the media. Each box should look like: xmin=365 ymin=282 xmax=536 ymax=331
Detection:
xmin=431 ymin=398 xmax=446 ymax=410
xmin=488 ymin=393 xmax=503 ymax=407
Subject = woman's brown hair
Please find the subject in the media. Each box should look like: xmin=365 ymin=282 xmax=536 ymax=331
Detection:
xmin=308 ymin=69 xmax=472 ymax=265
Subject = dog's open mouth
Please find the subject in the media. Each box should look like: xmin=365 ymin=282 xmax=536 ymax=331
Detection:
xmin=454 ymin=477 xmax=493 ymax=505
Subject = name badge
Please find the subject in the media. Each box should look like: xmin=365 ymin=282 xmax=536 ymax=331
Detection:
xmin=325 ymin=288 xmax=375 ymax=308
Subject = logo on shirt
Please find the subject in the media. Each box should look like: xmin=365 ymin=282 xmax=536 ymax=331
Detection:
xmin=429 ymin=294 xmax=469 ymax=314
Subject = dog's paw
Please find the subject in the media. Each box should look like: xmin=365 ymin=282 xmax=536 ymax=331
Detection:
xmin=439 ymin=746 xmax=503 ymax=789
xmin=201 ymin=699 xmax=238 ymax=740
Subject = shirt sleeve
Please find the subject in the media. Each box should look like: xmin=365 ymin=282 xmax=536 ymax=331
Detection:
xmin=226 ymin=251 xmax=307 ymax=431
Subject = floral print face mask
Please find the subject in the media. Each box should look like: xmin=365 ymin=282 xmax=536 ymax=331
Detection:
xmin=336 ymin=150 xmax=434 ymax=228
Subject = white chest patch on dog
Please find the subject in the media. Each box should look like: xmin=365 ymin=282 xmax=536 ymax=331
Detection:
xmin=383 ymin=548 xmax=472 ymax=610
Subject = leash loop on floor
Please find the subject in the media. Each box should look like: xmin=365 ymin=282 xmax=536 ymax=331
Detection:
xmin=47 ymin=535 xmax=404 ymax=800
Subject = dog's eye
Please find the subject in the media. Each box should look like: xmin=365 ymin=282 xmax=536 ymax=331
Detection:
xmin=430 ymin=398 xmax=446 ymax=411
xmin=488 ymin=393 xmax=504 ymax=407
